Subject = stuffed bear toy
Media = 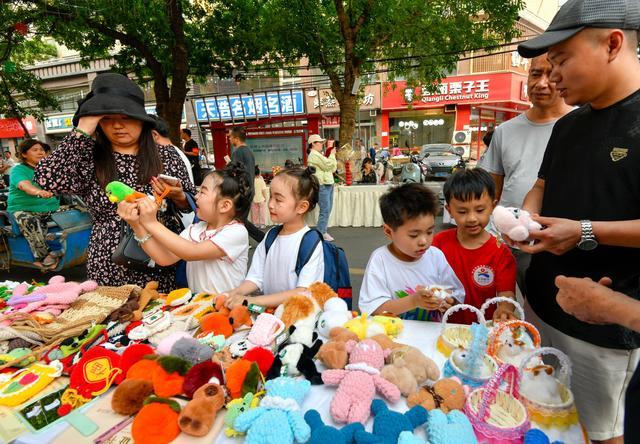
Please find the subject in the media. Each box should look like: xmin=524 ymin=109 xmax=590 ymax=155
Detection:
xmin=493 ymin=205 xmax=542 ymax=242
xmin=224 ymin=392 xmax=261 ymax=437
xmin=234 ymin=376 xmax=311 ymax=444
xmin=397 ymin=409 xmax=477 ymax=444
xmin=407 ymin=378 xmax=467 ymax=413
xmin=316 ymin=327 xmax=359 ymax=370
xmin=381 ymin=346 xmax=440 ymax=396
xmin=178 ymin=383 xmax=226 ymax=436
xmin=305 ymin=409 xmax=363 ymax=444
xmin=266 ymin=339 xmax=323 ymax=384
xmin=322 ymin=339 xmax=401 ymax=424
xmin=354 ymin=399 xmax=427 ymax=444
xmin=317 ymin=297 xmax=354 ymax=339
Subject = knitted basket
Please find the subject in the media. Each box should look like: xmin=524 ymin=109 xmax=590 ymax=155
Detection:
xmin=436 ymin=304 xmax=486 ymax=357
xmin=443 ymin=352 xmax=498 ymax=388
xmin=487 ymin=320 xmax=541 ymax=367
xmin=464 ymin=364 xmax=531 ymax=443
xmin=481 ymin=297 xmax=525 ymax=329
xmin=518 ymin=347 xmax=579 ymax=429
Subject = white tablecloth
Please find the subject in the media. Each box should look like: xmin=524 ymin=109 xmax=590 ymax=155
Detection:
xmin=250 ymin=184 xmax=391 ymax=228
xmin=15 ymin=320 xmax=586 ymax=444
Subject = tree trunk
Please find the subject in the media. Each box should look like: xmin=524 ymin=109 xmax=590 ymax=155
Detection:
xmin=337 ymin=95 xmax=357 ymax=146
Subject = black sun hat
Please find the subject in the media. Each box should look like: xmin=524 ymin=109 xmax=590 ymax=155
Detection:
xmin=518 ymin=0 xmax=640 ymax=58
xmin=72 ymin=73 xmax=155 ymax=126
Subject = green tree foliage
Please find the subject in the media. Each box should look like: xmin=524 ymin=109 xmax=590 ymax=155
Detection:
xmin=9 ymin=0 xmax=264 ymax=142
xmin=261 ymin=0 xmax=524 ymax=143
xmin=0 ymin=9 xmax=58 ymax=138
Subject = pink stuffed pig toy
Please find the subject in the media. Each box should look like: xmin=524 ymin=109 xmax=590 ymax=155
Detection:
xmin=19 ymin=276 xmax=98 ymax=314
xmin=493 ymin=205 xmax=542 ymax=242
xmin=322 ymin=338 xmax=401 ymax=424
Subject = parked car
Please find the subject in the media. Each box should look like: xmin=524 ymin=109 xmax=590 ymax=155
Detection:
xmin=420 ymin=143 xmax=466 ymax=180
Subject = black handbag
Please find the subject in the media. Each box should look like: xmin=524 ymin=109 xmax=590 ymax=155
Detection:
xmin=111 ymin=222 xmax=156 ymax=271
xmin=111 ymin=192 xmax=197 ymax=272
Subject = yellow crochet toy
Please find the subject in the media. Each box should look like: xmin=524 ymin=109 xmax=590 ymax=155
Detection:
xmin=343 ymin=313 xmax=387 ymax=339
xmin=372 ymin=315 xmax=404 ymax=337
xmin=0 ymin=360 xmax=63 ymax=407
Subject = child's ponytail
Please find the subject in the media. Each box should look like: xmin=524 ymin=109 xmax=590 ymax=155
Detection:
xmin=280 ymin=165 xmax=320 ymax=212
xmin=213 ymin=161 xmax=252 ymax=219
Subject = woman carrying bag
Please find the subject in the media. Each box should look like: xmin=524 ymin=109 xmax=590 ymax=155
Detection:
xmin=306 ymin=134 xmax=337 ymax=241
xmin=34 ymin=73 xmax=195 ymax=291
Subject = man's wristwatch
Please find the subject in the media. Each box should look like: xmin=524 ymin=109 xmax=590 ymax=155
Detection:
xmin=577 ymin=220 xmax=598 ymax=251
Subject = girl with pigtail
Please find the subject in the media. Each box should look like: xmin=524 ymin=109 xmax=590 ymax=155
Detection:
xmin=118 ymin=161 xmax=251 ymax=294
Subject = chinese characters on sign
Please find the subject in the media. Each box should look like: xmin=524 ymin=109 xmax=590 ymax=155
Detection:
xmin=402 ymin=78 xmax=491 ymax=105
xmin=195 ymin=90 xmax=304 ymax=121
xmin=44 ymin=114 xmax=74 ymax=134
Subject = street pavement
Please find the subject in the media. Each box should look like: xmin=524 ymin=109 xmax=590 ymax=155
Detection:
xmin=3 ymin=181 xmax=449 ymax=310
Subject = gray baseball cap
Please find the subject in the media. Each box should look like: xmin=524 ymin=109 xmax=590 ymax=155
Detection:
xmin=518 ymin=0 xmax=640 ymax=58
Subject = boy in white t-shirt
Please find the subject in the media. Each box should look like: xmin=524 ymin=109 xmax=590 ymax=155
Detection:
xmin=359 ymin=183 xmax=464 ymax=320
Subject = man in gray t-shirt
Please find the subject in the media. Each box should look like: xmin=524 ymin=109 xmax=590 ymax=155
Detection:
xmin=478 ymin=54 xmax=572 ymax=293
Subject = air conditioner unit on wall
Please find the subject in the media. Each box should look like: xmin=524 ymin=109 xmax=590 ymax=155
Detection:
xmin=452 ymin=130 xmax=472 ymax=145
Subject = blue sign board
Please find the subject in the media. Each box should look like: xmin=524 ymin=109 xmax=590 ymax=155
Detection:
xmin=195 ymin=90 xmax=304 ymax=122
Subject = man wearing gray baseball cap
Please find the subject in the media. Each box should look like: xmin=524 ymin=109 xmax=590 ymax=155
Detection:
xmin=512 ymin=1 xmax=640 ymax=443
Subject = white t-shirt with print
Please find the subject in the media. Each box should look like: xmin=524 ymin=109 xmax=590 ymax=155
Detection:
xmin=180 ymin=220 xmax=249 ymax=294
xmin=246 ymin=226 xmax=324 ymax=294
xmin=359 ymin=245 xmax=465 ymax=320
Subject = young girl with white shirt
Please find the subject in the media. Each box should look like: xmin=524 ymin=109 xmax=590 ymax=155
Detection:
xmin=225 ymin=166 xmax=324 ymax=309
xmin=118 ymin=162 xmax=251 ymax=294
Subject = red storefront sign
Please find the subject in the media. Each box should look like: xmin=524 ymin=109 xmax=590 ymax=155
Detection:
xmin=0 ymin=117 xmax=37 ymax=138
xmin=321 ymin=115 xmax=340 ymax=127
xmin=382 ymin=73 xmax=527 ymax=110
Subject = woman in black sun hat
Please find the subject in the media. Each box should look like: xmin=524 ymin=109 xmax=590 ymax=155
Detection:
xmin=34 ymin=73 xmax=195 ymax=291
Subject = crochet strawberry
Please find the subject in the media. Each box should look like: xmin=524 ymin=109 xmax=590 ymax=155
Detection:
xmin=322 ymin=339 xmax=401 ymax=424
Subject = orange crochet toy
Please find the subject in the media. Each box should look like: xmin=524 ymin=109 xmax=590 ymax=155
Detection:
xmin=126 ymin=356 xmax=191 ymax=398
xmin=279 ymin=282 xmax=336 ymax=327
xmin=199 ymin=312 xmax=234 ymax=338
xmin=132 ymin=397 xmax=181 ymax=444
xmin=225 ymin=359 xmax=252 ymax=399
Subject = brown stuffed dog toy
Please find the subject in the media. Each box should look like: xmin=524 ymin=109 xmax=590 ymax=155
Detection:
xmin=407 ymin=378 xmax=467 ymax=413
xmin=178 ymin=383 xmax=226 ymax=436
xmin=133 ymin=281 xmax=161 ymax=321
xmin=316 ymin=327 xmax=359 ymax=369
xmin=111 ymin=379 xmax=155 ymax=415
xmin=380 ymin=346 xmax=440 ymax=397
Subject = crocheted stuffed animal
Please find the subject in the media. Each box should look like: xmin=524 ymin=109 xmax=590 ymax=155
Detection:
xmin=266 ymin=340 xmax=323 ymax=384
xmin=234 ymin=376 xmax=311 ymax=444
xmin=380 ymin=345 xmax=440 ymax=396
xmin=493 ymin=205 xmax=542 ymax=242
xmin=524 ymin=428 xmax=564 ymax=444
xmin=322 ymin=339 xmax=401 ymax=424
xmin=178 ymin=383 xmax=225 ymax=436
xmin=19 ymin=276 xmax=98 ymax=314
xmin=407 ymin=378 xmax=468 ymax=413
xmin=397 ymin=409 xmax=477 ymax=444
xmin=305 ymin=409 xmax=363 ymax=444
xmin=224 ymin=392 xmax=261 ymax=437
xmin=316 ymin=327 xmax=359 ymax=370
xmin=317 ymin=297 xmax=354 ymax=339
xmin=354 ymin=399 xmax=428 ymax=444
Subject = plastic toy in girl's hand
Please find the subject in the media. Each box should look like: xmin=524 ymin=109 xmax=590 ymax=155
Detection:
xmin=493 ymin=205 xmax=542 ymax=242
xmin=520 ymin=364 xmax=563 ymax=405
xmin=105 ymin=181 xmax=148 ymax=203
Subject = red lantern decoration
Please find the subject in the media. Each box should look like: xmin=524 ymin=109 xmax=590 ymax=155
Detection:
xmin=345 ymin=160 xmax=352 ymax=186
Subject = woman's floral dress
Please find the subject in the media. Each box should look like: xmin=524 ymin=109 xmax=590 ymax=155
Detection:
xmin=34 ymin=133 xmax=196 ymax=292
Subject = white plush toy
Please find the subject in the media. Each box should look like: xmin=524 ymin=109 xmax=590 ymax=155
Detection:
xmin=521 ymin=364 xmax=563 ymax=405
xmin=492 ymin=205 xmax=542 ymax=242
xmin=316 ymin=297 xmax=354 ymax=339
xmin=496 ymin=330 xmax=535 ymax=366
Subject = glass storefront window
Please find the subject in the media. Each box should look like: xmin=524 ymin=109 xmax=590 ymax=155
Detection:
xmin=389 ymin=110 xmax=453 ymax=151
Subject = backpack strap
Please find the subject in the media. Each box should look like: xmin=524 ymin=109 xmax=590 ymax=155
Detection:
xmin=264 ymin=225 xmax=284 ymax=256
xmin=295 ymin=229 xmax=323 ymax=276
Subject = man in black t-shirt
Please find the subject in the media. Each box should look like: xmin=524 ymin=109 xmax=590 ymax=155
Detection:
xmin=554 ymin=276 xmax=640 ymax=444
xmin=181 ymin=128 xmax=202 ymax=185
xmin=515 ymin=0 xmax=640 ymax=442
xmin=228 ymin=126 xmax=264 ymax=242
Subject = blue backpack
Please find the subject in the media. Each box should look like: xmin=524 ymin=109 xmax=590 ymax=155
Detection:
xmin=265 ymin=226 xmax=353 ymax=309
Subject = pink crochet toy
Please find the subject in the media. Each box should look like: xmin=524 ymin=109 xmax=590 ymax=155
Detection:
xmin=493 ymin=206 xmax=542 ymax=242
xmin=322 ymin=339 xmax=401 ymax=424
xmin=19 ymin=276 xmax=98 ymax=315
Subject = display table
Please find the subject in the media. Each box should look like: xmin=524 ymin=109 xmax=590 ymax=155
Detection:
xmin=250 ymin=184 xmax=392 ymax=228
xmin=13 ymin=320 xmax=586 ymax=444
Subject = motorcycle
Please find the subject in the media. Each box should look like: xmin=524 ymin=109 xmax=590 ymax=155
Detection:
xmin=400 ymin=153 xmax=430 ymax=183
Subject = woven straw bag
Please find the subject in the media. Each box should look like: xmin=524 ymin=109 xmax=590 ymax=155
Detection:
xmin=464 ymin=363 xmax=531 ymax=443
xmin=436 ymin=304 xmax=485 ymax=357
xmin=487 ymin=320 xmax=541 ymax=367
xmin=518 ymin=347 xmax=580 ymax=429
